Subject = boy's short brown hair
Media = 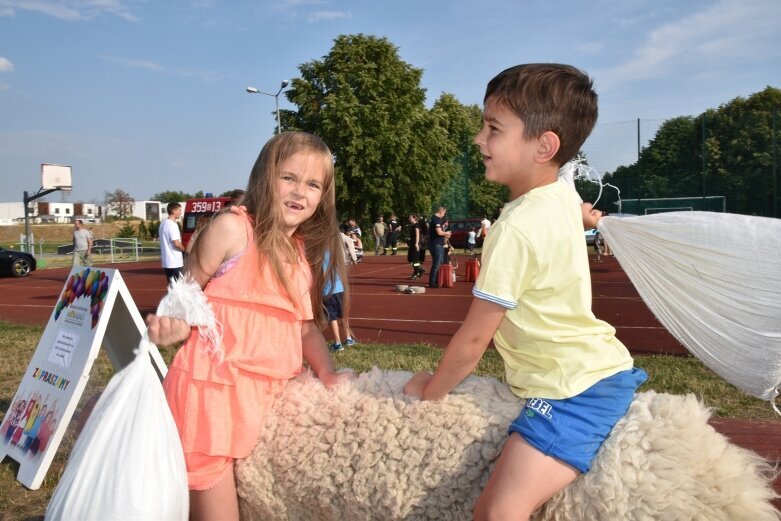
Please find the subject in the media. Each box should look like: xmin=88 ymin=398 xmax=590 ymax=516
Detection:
xmin=484 ymin=63 xmax=598 ymax=166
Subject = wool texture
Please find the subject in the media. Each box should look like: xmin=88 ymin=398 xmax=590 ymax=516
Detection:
xmin=235 ymin=368 xmax=780 ymax=521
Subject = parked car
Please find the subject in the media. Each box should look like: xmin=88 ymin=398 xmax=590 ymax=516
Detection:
xmin=446 ymin=218 xmax=484 ymax=248
xmin=585 ymin=228 xmax=598 ymax=245
xmin=0 ymin=247 xmax=37 ymax=278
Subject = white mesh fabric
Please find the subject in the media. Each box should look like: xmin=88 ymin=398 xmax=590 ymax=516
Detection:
xmin=598 ymin=212 xmax=781 ymax=407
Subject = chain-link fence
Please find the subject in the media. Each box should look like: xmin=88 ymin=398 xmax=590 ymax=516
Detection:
xmin=582 ymin=110 xmax=780 ymax=218
xmin=444 ymin=109 xmax=780 ymax=219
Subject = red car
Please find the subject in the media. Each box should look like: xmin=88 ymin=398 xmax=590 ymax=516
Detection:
xmin=446 ymin=218 xmax=483 ymax=248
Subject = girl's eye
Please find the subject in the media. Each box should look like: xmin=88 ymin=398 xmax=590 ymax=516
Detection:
xmin=282 ymin=175 xmax=294 ymax=182
xmin=308 ymin=182 xmax=322 ymax=190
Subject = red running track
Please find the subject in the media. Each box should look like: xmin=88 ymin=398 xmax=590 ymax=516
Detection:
xmin=0 ymin=253 xmax=687 ymax=355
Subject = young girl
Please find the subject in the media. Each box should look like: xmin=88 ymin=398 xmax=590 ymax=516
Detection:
xmin=146 ymin=131 xmax=351 ymax=521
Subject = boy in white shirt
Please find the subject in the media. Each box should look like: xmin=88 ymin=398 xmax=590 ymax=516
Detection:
xmin=159 ymin=202 xmax=185 ymax=284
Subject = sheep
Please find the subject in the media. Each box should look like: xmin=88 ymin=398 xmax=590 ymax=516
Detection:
xmin=235 ymin=368 xmax=780 ymax=521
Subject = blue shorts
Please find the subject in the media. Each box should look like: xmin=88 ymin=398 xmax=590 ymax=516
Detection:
xmin=324 ymin=292 xmax=344 ymax=322
xmin=509 ymin=367 xmax=647 ymax=473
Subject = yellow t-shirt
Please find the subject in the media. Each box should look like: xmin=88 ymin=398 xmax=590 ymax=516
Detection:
xmin=474 ymin=179 xmax=633 ymax=400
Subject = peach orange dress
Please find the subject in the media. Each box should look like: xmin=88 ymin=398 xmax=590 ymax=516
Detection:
xmin=163 ymin=206 xmax=313 ymax=489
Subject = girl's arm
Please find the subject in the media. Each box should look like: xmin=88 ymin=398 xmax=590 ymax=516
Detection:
xmin=404 ymin=297 xmax=505 ymax=400
xmin=301 ymin=320 xmax=352 ymax=389
xmin=146 ymin=212 xmax=246 ymax=345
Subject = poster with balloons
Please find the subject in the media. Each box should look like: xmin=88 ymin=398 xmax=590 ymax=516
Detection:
xmin=0 ymin=267 xmax=166 ymax=490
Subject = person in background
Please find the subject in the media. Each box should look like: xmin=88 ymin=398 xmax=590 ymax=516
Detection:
xmin=373 ymin=215 xmax=387 ymax=255
xmin=593 ymin=230 xmax=604 ymax=262
xmin=146 ymin=131 xmax=351 ymax=521
xmin=386 ymin=213 xmax=402 ymax=255
xmin=159 ymin=202 xmax=186 ymax=284
xmin=228 ymin=189 xmax=245 ymax=208
xmin=347 ymin=218 xmax=362 ymax=238
xmin=350 ymin=231 xmax=363 ymax=262
xmin=478 ymin=214 xmax=492 ymax=241
xmin=72 ymin=219 xmax=93 ymax=267
xmin=466 ymin=226 xmax=477 ymax=255
xmin=427 ymin=206 xmax=451 ymax=288
xmin=323 ymin=250 xmax=358 ymax=352
xmin=407 ymin=214 xmax=426 ymax=279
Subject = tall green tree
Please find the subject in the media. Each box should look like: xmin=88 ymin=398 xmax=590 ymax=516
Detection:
xmin=151 ymin=190 xmax=194 ymax=203
xmin=280 ymin=34 xmax=455 ymax=229
xmin=430 ymin=93 xmax=508 ymax=218
xmin=603 ymin=87 xmax=781 ymax=216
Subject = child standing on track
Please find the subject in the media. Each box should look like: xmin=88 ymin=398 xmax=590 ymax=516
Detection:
xmin=404 ymin=64 xmax=646 ymax=521
xmin=146 ymin=131 xmax=351 ymax=521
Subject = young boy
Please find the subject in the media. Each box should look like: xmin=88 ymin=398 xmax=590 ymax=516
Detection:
xmin=404 ymin=64 xmax=646 ymax=521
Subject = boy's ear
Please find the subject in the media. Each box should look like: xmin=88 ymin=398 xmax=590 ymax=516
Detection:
xmin=536 ymin=131 xmax=561 ymax=163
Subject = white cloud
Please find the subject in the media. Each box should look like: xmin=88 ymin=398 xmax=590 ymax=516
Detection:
xmin=0 ymin=0 xmax=139 ymax=22
xmin=0 ymin=82 xmax=9 ymax=91
xmin=0 ymin=57 xmax=14 ymax=72
xmin=602 ymin=0 xmax=781 ymax=87
xmin=100 ymin=55 xmax=221 ymax=82
xmin=307 ymin=10 xmax=349 ymax=22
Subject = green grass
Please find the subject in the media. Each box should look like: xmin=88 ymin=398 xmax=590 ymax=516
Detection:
xmin=0 ymin=322 xmax=777 ymax=519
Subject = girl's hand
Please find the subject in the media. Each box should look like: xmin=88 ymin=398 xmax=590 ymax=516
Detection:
xmin=319 ymin=369 xmax=355 ymax=389
xmin=403 ymin=371 xmax=433 ymax=399
xmin=146 ymin=315 xmax=191 ymax=346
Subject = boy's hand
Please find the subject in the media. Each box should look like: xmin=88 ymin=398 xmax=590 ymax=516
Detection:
xmin=319 ymin=369 xmax=355 ymax=390
xmin=146 ymin=315 xmax=191 ymax=346
xmin=403 ymin=371 xmax=433 ymax=398
xmin=581 ymin=202 xmax=603 ymax=229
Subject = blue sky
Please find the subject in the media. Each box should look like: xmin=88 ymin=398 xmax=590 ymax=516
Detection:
xmin=1 ymin=0 xmax=779 ymax=204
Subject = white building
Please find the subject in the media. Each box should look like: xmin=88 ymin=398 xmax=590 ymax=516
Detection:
xmin=104 ymin=200 xmax=164 ymax=221
xmin=0 ymin=202 xmax=25 ymax=225
xmin=36 ymin=202 xmax=74 ymax=223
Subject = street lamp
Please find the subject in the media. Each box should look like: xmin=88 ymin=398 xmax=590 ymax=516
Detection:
xmin=246 ymin=79 xmax=290 ymax=134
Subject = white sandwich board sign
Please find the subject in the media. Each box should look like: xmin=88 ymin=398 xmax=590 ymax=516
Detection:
xmin=0 ymin=267 xmax=167 ymax=489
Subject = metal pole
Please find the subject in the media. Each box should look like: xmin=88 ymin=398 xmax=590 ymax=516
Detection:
xmin=702 ymin=114 xmax=707 ymax=204
xmin=275 ymin=95 xmax=281 ymax=134
xmin=773 ymin=108 xmax=778 ymax=218
xmin=23 ymin=191 xmax=31 ymax=253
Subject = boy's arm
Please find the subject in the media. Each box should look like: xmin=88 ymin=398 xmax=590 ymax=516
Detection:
xmin=404 ymin=297 xmax=506 ymax=400
xmin=301 ymin=320 xmax=353 ymax=388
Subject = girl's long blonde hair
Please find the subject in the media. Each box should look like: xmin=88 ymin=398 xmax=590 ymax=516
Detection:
xmin=242 ymin=131 xmax=346 ymax=327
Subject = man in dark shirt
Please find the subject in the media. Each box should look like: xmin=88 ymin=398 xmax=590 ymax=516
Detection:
xmin=387 ymin=214 xmax=402 ymax=255
xmin=428 ymin=206 xmax=451 ymax=288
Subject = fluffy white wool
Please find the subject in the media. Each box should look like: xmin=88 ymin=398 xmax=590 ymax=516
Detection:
xmin=156 ymin=276 xmax=223 ymax=361
xmin=235 ymin=369 xmax=779 ymax=521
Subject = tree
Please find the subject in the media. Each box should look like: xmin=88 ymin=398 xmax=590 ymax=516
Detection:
xmin=115 ymin=222 xmax=136 ymax=238
xmin=137 ymin=220 xmax=148 ymax=240
xmin=429 ymin=93 xmax=509 ymax=218
xmin=152 ymin=190 xmax=193 ymax=203
xmin=280 ymin=34 xmax=456 ymax=230
xmin=603 ymin=87 xmax=781 ymax=216
xmin=104 ymin=189 xmax=135 ymax=219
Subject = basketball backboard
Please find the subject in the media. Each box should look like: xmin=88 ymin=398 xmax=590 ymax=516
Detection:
xmin=41 ymin=164 xmax=72 ymax=191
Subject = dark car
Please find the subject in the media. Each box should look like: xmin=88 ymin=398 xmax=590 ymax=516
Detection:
xmin=446 ymin=218 xmax=484 ymax=248
xmin=0 ymin=247 xmax=37 ymax=277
